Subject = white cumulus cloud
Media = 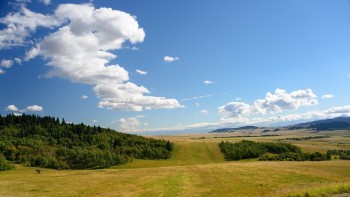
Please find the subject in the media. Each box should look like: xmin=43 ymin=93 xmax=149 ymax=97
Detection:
xmin=119 ymin=117 xmax=142 ymax=131
xmin=25 ymin=44 xmax=41 ymax=61
xmin=5 ymin=105 xmax=18 ymax=111
xmin=0 ymin=6 xmax=60 ymax=48
xmin=0 ymin=59 xmax=14 ymax=68
xmin=219 ymin=88 xmax=318 ymax=120
xmin=219 ymin=102 xmax=252 ymax=119
xmin=164 ymin=56 xmax=179 ymax=63
xmin=26 ymin=105 xmax=43 ymax=111
xmin=252 ymin=88 xmax=318 ymax=114
xmin=126 ymin=103 xmax=350 ymax=133
xmin=5 ymin=104 xmax=43 ymax=112
xmin=325 ymin=105 xmax=350 ymax=115
xmin=14 ymin=3 xmax=182 ymax=112
xmin=0 ymin=58 xmax=22 ymax=73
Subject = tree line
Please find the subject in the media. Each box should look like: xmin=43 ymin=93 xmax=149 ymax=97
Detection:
xmin=327 ymin=150 xmax=350 ymax=160
xmin=0 ymin=114 xmax=173 ymax=170
xmin=219 ymin=140 xmax=332 ymax=161
xmin=278 ymin=135 xmax=330 ymax=141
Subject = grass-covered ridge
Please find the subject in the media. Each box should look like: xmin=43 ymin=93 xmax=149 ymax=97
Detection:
xmin=0 ymin=114 xmax=173 ymax=169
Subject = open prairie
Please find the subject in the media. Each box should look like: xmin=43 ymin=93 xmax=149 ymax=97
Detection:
xmin=1 ymin=130 xmax=350 ymax=197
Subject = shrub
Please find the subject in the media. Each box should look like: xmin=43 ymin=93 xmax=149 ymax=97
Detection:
xmin=0 ymin=154 xmax=14 ymax=171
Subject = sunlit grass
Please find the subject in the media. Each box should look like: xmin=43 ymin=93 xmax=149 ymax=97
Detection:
xmin=286 ymin=183 xmax=350 ymax=197
xmin=0 ymin=130 xmax=350 ymax=196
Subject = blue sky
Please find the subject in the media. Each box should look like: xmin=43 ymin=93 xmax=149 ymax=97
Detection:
xmin=1 ymin=0 xmax=350 ymax=134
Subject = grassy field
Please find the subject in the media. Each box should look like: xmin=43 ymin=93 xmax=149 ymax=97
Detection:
xmin=0 ymin=130 xmax=350 ymax=196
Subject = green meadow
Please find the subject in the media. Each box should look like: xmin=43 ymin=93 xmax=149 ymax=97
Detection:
xmin=1 ymin=130 xmax=350 ymax=197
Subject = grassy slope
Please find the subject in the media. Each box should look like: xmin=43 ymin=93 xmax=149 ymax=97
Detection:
xmin=115 ymin=140 xmax=225 ymax=169
xmin=0 ymin=131 xmax=350 ymax=196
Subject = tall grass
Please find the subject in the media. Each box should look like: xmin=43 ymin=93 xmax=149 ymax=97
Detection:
xmin=286 ymin=183 xmax=350 ymax=197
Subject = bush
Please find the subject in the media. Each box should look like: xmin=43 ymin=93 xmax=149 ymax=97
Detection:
xmin=0 ymin=154 xmax=14 ymax=171
xmin=219 ymin=140 xmax=267 ymax=160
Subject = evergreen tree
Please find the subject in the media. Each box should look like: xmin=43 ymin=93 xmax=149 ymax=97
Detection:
xmin=0 ymin=114 xmax=174 ymax=170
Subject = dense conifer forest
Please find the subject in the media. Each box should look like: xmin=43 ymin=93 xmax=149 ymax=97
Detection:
xmin=0 ymin=114 xmax=173 ymax=170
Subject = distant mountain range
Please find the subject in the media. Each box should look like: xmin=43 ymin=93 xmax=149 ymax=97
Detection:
xmin=209 ymin=116 xmax=350 ymax=133
xmin=289 ymin=116 xmax=350 ymax=131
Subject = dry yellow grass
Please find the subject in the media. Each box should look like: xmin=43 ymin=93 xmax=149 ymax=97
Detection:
xmin=0 ymin=130 xmax=349 ymax=196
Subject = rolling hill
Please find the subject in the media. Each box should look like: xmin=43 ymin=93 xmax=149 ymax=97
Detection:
xmin=291 ymin=116 xmax=350 ymax=131
xmin=0 ymin=114 xmax=173 ymax=170
xmin=210 ymin=116 xmax=350 ymax=133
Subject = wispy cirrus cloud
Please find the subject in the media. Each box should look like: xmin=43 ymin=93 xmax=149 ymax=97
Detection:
xmin=81 ymin=95 xmax=88 ymax=100
xmin=321 ymin=94 xmax=334 ymax=99
xmin=204 ymin=80 xmax=214 ymax=85
xmin=182 ymin=94 xmax=213 ymax=101
xmin=136 ymin=69 xmax=147 ymax=75
xmin=14 ymin=58 xmax=21 ymax=64
xmin=200 ymin=109 xmax=209 ymax=115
